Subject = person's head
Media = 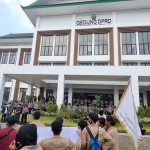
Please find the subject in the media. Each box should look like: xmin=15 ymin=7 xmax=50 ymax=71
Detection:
xmin=78 ymin=120 xmax=88 ymax=130
xmin=55 ymin=116 xmax=63 ymax=124
xmin=98 ymin=117 xmax=106 ymax=128
xmin=33 ymin=111 xmax=41 ymax=120
xmin=51 ymin=120 xmax=62 ymax=135
xmin=87 ymin=113 xmax=98 ymax=124
xmin=105 ymin=115 xmax=115 ymax=127
xmin=6 ymin=115 xmax=17 ymax=127
xmin=99 ymin=110 xmax=104 ymax=116
xmin=16 ymin=124 xmax=37 ymax=149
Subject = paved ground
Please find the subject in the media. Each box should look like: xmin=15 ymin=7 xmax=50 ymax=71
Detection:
xmin=1 ymin=123 xmax=150 ymax=149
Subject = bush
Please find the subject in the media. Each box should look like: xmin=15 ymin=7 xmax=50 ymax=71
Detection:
xmin=145 ymin=107 xmax=150 ymax=118
xmin=40 ymin=111 xmax=45 ymax=116
xmin=90 ymin=95 xmax=101 ymax=113
xmin=38 ymin=100 xmax=44 ymax=111
xmin=47 ymin=101 xmax=58 ymax=113
xmin=74 ymin=109 xmax=85 ymax=119
xmin=137 ymin=105 xmax=145 ymax=118
xmin=141 ymin=117 xmax=150 ymax=123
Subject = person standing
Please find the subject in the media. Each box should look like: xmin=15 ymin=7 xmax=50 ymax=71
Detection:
xmin=105 ymin=115 xmax=119 ymax=150
xmin=13 ymin=101 xmax=18 ymax=113
xmin=28 ymin=101 xmax=33 ymax=114
xmin=1 ymin=104 xmax=8 ymax=123
xmin=15 ymin=103 xmax=22 ymax=124
xmin=7 ymin=103 xmax=14 ymax=117
xmin=21 ymin=105 xmax=29 ymax=125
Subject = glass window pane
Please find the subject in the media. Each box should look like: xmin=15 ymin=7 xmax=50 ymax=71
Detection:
xmin=127 ymin=33 xmax=131 ymax=44
xmin=99 ymin=34 xmax=103 ymax=44
xmin=79 ymin=35 xmax=83 ymax=45
xmin=55 ymin=47 xmax=58 ymax=55
xmin=87 ymin=34 xmax=92 ymax=45
xmin=41 ymin=47 xmax=45 ymax=56
xmin=45 ymin=36 xmax=49 ymax=46
xmin=58 ymin=47 xmax=62 ymax=55
xmin=50 ymin=36 xmax=54 ymax=46
xmin=122 ymin=45 xmax=126 ymax=55
xmin=123 ymin=63 xmax=127 ymax=66
xmin=139 ymin=44 xmax=144 ymax=55
xmin=42 ymin=36 xmax=46 ymax=46
xmin=132 ymin=45 xmax=136 ymax=55
xmin=133 ymin=63 xmax=137 ymax=66
xmin=104 ymin=45 xmax=108 ymax=55
xmin=138 ymin=32 xmax=143 ymax=44
xmin=62 ymin=46 xmax=66 ymax=55
xmin=146 ymin=63 xmax=150 ymax=66
xmin=127 ymin=45 xmax=131 ymax=55
xmin=80 ymin=46 xmax=83 ymax=55
xmin=49 ymin=47 xmax=53 ymax=56
xmin=55 ymin=36 xmax=59 ymax=46
xmin=99 ymin=45 xmax=103 ymax=55
xmin=84 ymin=35 xmax=88 ymax=45
xmin=148 ymin=32 xmax=150 ymax=43
xmin=59 ymin=36 xmax=63 ymax=45
xmin=128 ymin=63 xmax=132 ymax=66
xmin=88 ymin=46 xmax=92 ymax=55
xmin=131 ymin=33 xmax=136 ymax=44
xmin=95 ymin=34 xmax=99 ymax=45
xmin=63 ymin=36 xmax=67 ymax=45
xmin=95 ymin=46 xmax=98 ymax=55
xmin=84 ymin=46 xmax=87 ymax=55
xmin=103 ymin=34 xmax=108 ymax=44
xmin=140 ymin=63 xmax=145 ymax=66
xmin=45 ymin=47 xmax=49 ymax=56
xmin=122 ymin=33 xmax=126 ymax=44
xmin=94 ymin=63 xmax=98 ymax=66
xmin=144 ymin=44 xmax=149 ymax=54
xmin=143 ymin=32 xmax=148 ymax=43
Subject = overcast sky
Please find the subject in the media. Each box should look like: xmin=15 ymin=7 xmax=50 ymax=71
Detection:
xmin=0 ymin=0 xmax=36 ymax=36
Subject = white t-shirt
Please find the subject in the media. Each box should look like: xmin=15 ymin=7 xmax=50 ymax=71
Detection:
xmin=4 ymin=107 xmax=8 ymax=114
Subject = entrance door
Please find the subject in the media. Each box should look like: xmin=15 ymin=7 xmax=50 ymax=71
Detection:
xmin=46 ymin=90 xmax=53 ymax=99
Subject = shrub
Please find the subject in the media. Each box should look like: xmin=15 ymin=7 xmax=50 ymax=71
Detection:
xmin=40 ymin=111 xmax=45 ymax=116
xmin=145 ymin=107 xmax=150 ymax=118
xmin=141 ymin=117 xmax=150 ymax=123
xmin=74 ymin=109 xmax=85 ymax=119
xmin=137 ymin=105 xmax=145 ymax=118
xmin=47 ymin=101 xmax=54 ymax=113
xmin=60 ymin=104 xmax=65 ymax=111
xmin=90 ymin=95 xmax=101 ymax=113
xmin=38 ymin=100 xmax=44 ymax=111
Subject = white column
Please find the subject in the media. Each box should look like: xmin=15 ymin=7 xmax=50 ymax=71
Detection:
xmin=143 ymin=91 xmax=148 ymax=106
xmin=57 ymin=74 xmax=65 ymax=107
xmin=130 ymin=75 xmax=140 ymax=109
xmin=113 ymin=11 xmax=119 ymax=66
xmin=26 ymin=85 xmax=33 ymax=95
xmin=68 ymin=85 xmax=73 ymax=104
xmin=16 ymin=47 xmax=21 ymax=65
xmin=0 ymin=74 xmax=6 ymax=107
xmin=10 ymin=79 xmax=16 ymax=101
xmin=114 ymin=86 xmax=119 ymax=106
xmin=35 ymin=88 xmax=40 ymax=97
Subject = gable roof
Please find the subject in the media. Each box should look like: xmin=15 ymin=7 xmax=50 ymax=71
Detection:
xmin=0 ymin=33 xmax=33 ymax=39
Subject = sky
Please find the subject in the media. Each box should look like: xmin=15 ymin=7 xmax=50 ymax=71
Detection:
xmin=0 ymin=0 xmax=37 ymax=36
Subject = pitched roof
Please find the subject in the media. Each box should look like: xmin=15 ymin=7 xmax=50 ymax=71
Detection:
xmin=29 ymin=0 xmax=96 ymax=6
xmin=0 ymin=33 xmax=33 ymax=39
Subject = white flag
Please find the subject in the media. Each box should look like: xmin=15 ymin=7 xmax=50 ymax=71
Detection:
xmin=114 ymin=83 xmax=142 ymax=149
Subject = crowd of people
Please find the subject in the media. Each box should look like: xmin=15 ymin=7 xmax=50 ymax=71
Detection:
xmin=0 ymin=108 xmax=120 ymax=150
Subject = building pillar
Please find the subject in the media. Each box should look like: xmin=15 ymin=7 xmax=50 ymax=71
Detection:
xmin=10 ymin=79 xmax=16 ymax=101
xmin=13 ymin=80 xmax=20 ymax=101
xmin=26 ymin=85 xmax=33 ymax=95
xmin=68 ymin=85 xmax=73 ymax=105
xmin=0 ymin=74 xmax=6 ymax=107
xmin=130 ymin=75 xmax=140 ymax=109
xmin=143 ymin=91 xmax=148 ymax=106
xmin=16 ymin=47 xmax=21 ymax=66
xmin=57 ymin=74 xmax=65 ymax=108
xmin=35 ymin=88 xmax=40 ymax=97
xmin=114 ymin=86 xmax=119 ymax=106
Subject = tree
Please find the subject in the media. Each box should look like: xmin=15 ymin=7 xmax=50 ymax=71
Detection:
xmin=25 ymin=95 xmax=34 ymax=102
xmin=137 ymin=105 xmax=145 ymax=118
xmin=90 ymin=95 xmax=101 ymax=113
xmin=145 ymin=107 xmax=150 ymax=118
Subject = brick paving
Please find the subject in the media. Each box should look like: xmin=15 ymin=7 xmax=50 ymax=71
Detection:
xmin=0 ymin=123 xmax=150 ymax=149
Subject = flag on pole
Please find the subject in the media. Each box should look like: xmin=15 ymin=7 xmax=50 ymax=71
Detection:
xmin=114 ymin=82 xmax=142 ymax=150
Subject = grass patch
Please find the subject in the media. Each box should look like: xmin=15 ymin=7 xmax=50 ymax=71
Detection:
xmin=0 ymin=114 xmax=150 ymax=132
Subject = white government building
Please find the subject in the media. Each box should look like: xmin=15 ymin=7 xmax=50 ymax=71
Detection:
xmin=0 ymin=0 xmax=150 ymax=109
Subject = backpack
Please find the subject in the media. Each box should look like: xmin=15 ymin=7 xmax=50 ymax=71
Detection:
xmin=86 ymin=126 xmax=101 ymax=150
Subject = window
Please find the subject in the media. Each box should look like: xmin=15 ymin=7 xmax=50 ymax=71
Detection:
xmin=24 ymin=52 xmax=31 ymax=64
xmin=79 ymin=34 xmax=92 ymax=55
xmin=94 ymin=63 xmax=108 ymax=66
xmin=18 ymin=88 xmax=27 ymax=101
xmin=6 ymin=77 xmax=12 ymax=82
xmin=78 ymin=63 xmax=92 ymax=66
xmin=39 ymin=63 xmax=51 ymax=66
xmin=53 ymin=63 xmax=66 ymax=66
xmin=9 ymin=52 xmax=16 ymax=64
xmin=3 ymin=88 xmax=10 ymax=101
xmin=54 ymin=35 xmax=67 ymax=56
xmin=138 ymin=32 xmax=150 ymax=55
xmin=1 ymin=52 xmax=9 ymax=64
xmin=40 ymin=36 xmax=54 ymax=56
xmin=123 ymin=63 xmax=138 ymax=66
xmin=140 ymin=62 xmax=150 ymax=66
xmin=95 ymin=34 xmax=108 ymax=55
xmin=122 ymin=33 xmax=136 ymax=55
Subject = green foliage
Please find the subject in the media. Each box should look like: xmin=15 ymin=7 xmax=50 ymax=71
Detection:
xmin=90 ymin=95 xmax=101 ymax=113
xmin=74 ymin=109 xmax=85 ymax=119
xmin=140 ymin=117 xmax=150 ymax=123
xmin=38 ymin=100 xmax=44 ymax=111
xmin=25 ymin=95 xmax=34 ymax=102
xmin=47 ymin=101 xmax=58 ymax=113
xmin=60 ymin=104 xmax=65 ymax=110
xmin=137 ymin=105 xmax=145 ymax=118
xmin=145 ymin=107 xmax=150 ymax=118
xmin=40 ymin=111 xmax=45 ymax=116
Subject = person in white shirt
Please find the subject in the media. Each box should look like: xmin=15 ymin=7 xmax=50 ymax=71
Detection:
xmin=99 ymin=110 xmax=106 ymax=119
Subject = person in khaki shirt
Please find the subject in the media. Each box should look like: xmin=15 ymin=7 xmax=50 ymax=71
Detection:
xmin=39 ymin=120 xmax=82 ymax=150
xmin=105 ymin=115 xmax=120 ymax=150
xmin=30 ymin=111 xmax=45 ymax=127
xmin=81 ymin=113 xmax=115 ymax=150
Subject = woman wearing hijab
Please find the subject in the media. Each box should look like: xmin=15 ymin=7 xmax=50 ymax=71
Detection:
xmin=9 ymin=124 xmax=43 ymax=150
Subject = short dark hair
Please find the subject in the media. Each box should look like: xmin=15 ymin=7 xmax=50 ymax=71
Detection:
xmin=55 ymin=116 xmax=63 ymax=124
xmin=33 ymin=111 xmax=41 ymax=120
xmin=88 ymin=112 xmax=98 ymax=123
xmin=78 ymin=120 xmax=88 ymax=130
xmin=51 ymin=120 xmax=62 ymax=135
xmin=98 ymin=117 xmax=105 ymax=126
xmin=106 ymin=115 xmax=115 ymax=126
xmin=99 ymin=110 xmax=104 ymax=115
xmin=6 ymin=115 xmax=17 ymax=126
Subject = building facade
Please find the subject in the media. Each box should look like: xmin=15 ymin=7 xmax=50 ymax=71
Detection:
xmin=0 ymin=0 xmax=150 ymax=108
